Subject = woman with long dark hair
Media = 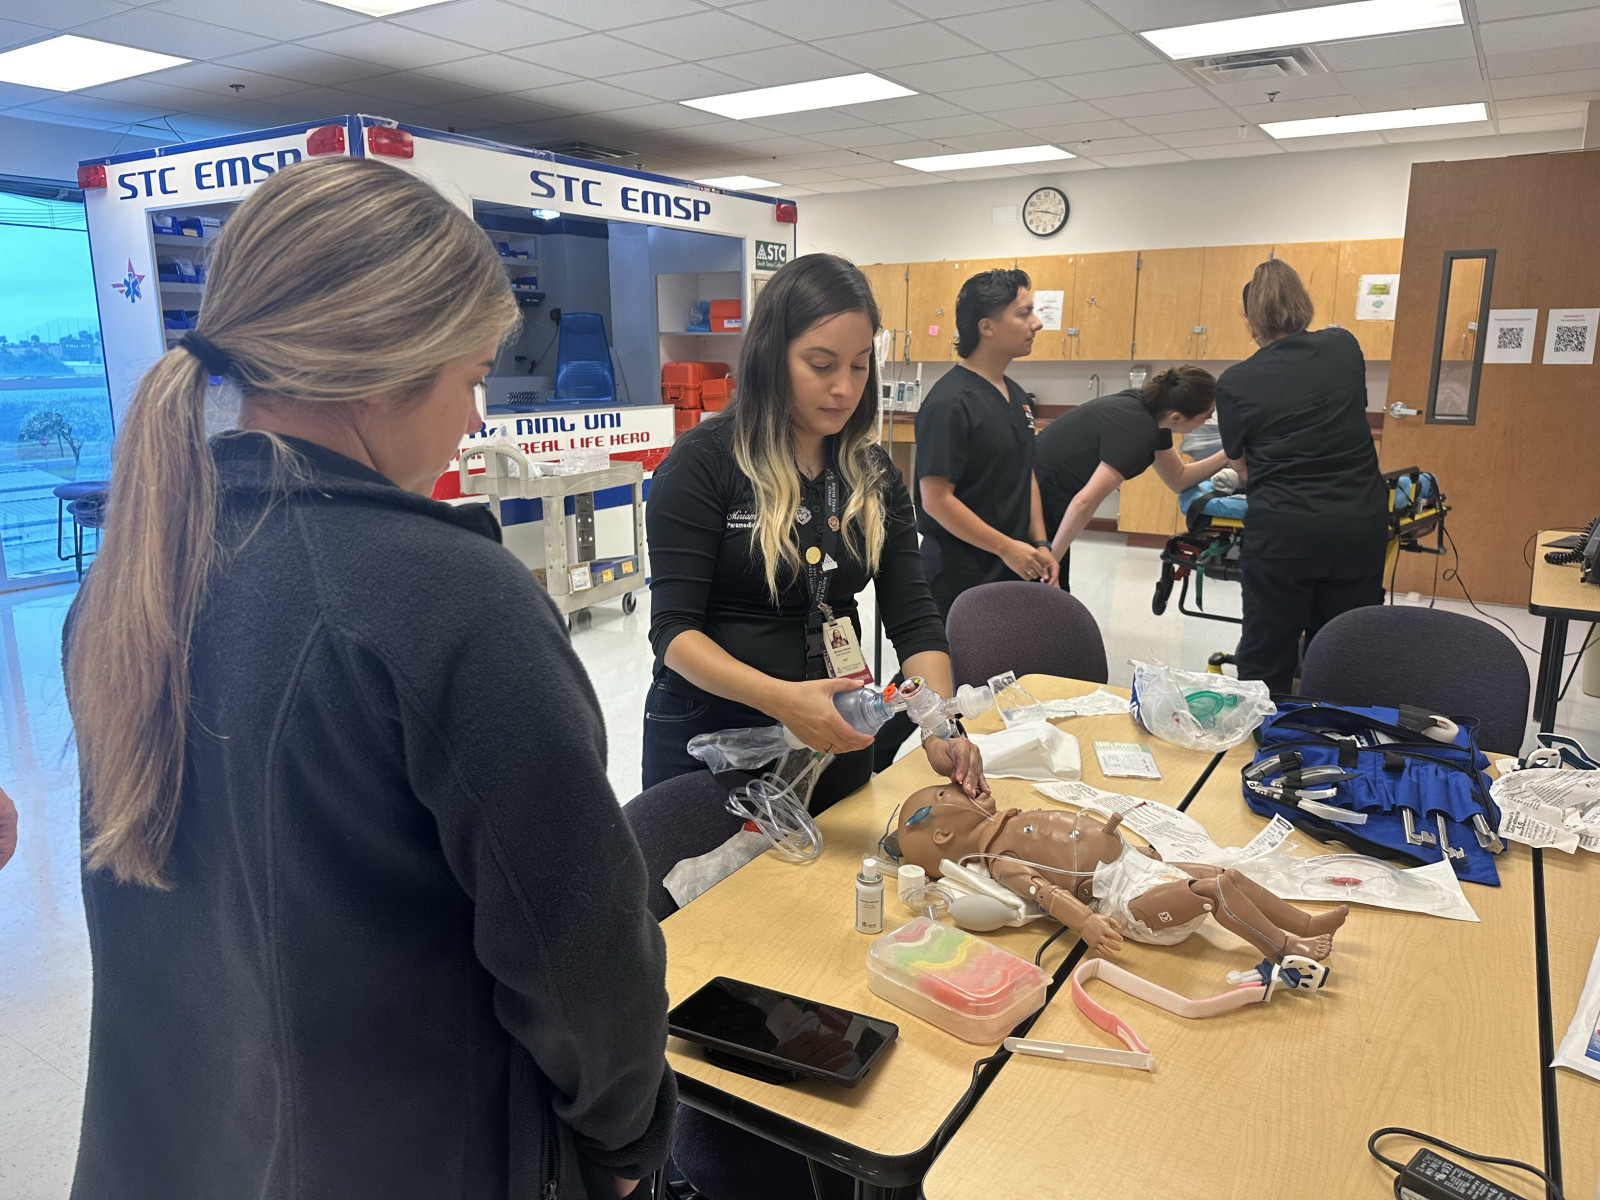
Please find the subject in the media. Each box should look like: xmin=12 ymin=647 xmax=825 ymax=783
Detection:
xmin=643 ymin=253 xmax=985 ymax=809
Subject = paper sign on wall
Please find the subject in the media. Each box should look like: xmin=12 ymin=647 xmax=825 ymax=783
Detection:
xmin=1033 ymin=289 xmax=1064 ymax=332
xmin=1356 ymin=274 xmax=1400 ymax=321
xmin=1543 ymin=308 xmax=1599 ymax=366
xmin=1483 ymin=309 xmax=1538 ymax=364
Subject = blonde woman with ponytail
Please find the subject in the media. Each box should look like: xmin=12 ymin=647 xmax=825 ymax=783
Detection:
xmin=66 ymin=157 xmax=673 ymax=1200
xmin=644 ymin=253 xmax=985 ymax=815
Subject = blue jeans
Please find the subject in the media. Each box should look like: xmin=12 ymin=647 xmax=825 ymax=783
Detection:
xmin=640 ymin=674 xmax=872 ymax=814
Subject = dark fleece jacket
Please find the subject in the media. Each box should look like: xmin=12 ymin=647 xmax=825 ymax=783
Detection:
xmin=69 ymin=433 xmax=673 ymax=1200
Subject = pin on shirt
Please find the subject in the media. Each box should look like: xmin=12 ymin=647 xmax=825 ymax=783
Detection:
xmin=795 ymin=506 xmax=812 ymax=524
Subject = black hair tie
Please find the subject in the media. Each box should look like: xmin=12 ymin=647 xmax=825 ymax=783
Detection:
xmin=179 ymin=331 xmax=233 ymax=379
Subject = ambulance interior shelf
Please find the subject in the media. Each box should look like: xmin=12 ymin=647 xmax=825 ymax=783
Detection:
xmin=149 ymin=203 xmax=235 ymax=347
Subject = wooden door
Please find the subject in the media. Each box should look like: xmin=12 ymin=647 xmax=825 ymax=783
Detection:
xmin=857 ymin=262 xmax=908 ymax=336
xmin=1016 ymin=254 xmax=1074 ymax=361
xmin=1070 ymin=251 xmax=1138 ymax=361
xmin=905 ymin=258 xmax=1013 ymax=362
xmin=1133 ymin=247 xmax=1205 ymax=361
xmin=1335 ymin=238 xmax=1404 ymax=361
xmin=1272 ymin=240 xmax=1342 ymax=333
xmin=1198 ymin=243 xmax=1272 ymax=362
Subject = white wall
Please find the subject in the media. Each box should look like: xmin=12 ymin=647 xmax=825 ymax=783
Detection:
xmin=0 ymin=114 xmax=167 ymax=184
xmin=796 ymin=129 xmax=1580 ymax=265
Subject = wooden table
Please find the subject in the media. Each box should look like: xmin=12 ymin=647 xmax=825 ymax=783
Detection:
xmin=923 ymin=759 xmax=1547 ymax=1200
xmin=1541 ymin=848 xmax=1600 ymax=1199
xmin=1529 ymin=530 xmax=1600 ymax=733
xmin=658 ymin=676 xmax=1221 ymax=1197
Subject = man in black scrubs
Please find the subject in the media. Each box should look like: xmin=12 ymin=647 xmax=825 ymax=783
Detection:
xmin=914 ymin=267 xmax=1057 ymax=615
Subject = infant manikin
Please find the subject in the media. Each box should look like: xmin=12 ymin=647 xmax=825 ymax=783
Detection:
xmin=896 ymin=785 xmax=1348 ymax=960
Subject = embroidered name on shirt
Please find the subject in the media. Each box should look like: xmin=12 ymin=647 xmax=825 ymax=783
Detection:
xmin=725 ymin=508 xmax=758 ymax=530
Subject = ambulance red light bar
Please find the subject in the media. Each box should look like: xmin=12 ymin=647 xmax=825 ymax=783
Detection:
xmin=775 ymin=202 xmax=797 ymax=224
xmin=367 ymin=126 xmax=414 ymax=158
xmin=306 ymin=125 xmax=346 ymax=156
xmin=77 ymin=164 xmax=108 ymax=189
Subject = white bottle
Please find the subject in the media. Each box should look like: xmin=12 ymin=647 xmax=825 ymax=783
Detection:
xmin=855 ymin=856 xmax=884 ymax=934
xmin=897 ymin=863 xmax=926 ymax=905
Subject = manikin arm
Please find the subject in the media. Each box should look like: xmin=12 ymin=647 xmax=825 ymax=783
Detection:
xmin=986 ymin=855 xmax=1125 ymax=954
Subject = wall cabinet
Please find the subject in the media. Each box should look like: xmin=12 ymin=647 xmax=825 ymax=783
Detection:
xmin=1132 ymin=248 xmax=1206 ymax=361
xmin=1335 ymin=238 xmax=1404 ymax=362
xmin=906 ymin=258 xmax=1015 ymax=363
xmin=1115 ymin=463 xmax=1188 ymax=537
xmin=1070 ymin=251 xmax=1139 ymax=361
xmin=858 ymin=262 xmax=909 ymax=338
xmin=1199 ymin=243 xmax=1274 ymax=361
xmin=1272 ymin=240 xmax=1341 ymax=336
xmin=1015 ymin=254 xmax=1074 ymax=361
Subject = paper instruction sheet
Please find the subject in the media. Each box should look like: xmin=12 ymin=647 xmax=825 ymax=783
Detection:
xmin=1543 ymin=308 xmax=1598 ymax=365
xmin=1032 ymin=289 xmax=1064 ymax=332
xmin=1482 ymin=309 xmax=1538 ymax=364
xmin=1355 ymin=274 xmax=1400 ymax=321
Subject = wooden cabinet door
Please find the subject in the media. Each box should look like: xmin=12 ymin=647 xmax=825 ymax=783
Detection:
xmin=1133 ymin=247 xmax=1205 ymax=361
xmin=857 ymin=262 xmax=908 ymax=337
xmin=1198 ymin=243 xmax=1272 ymax=362
xmin=1016 ymin=254 xmax=1074 ymax=361
xmin=1335 ymin=238 xmax=1404 ymax=361
xmin=1116 ymin=469 xmax=1184 ymax=536
xmin=1070 ymin=251 xmax=1138 ymax=361
xmin=905 ymin=258 xmax=1013 ymax=362
xmin=1272 ymin=240 xmax=1342 ymax=334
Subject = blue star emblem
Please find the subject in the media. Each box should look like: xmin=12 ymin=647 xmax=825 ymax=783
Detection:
xmin=111 ymin=259 xmax=145 ymax=303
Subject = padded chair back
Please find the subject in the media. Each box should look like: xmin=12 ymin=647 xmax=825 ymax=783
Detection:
xmin=946 ymin=581 xmax=1109 ymax=690
xmin=624 ymin=769 xmax=748 ymax=923
xmin=554 ymin=312 xmax=616 ymax=401
xmin=1298 ymin=606 xmax=1531 ymax=755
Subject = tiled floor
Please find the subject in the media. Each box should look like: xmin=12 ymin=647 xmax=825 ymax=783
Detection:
xmin=2 ymin=532 xmax=1597 ymax=1196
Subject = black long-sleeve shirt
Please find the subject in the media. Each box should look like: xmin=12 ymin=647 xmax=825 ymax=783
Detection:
xmin=69 ymin=433 xmax=673 ymax=1200
xmin=647 ymin=417 xmax=948 ymax=714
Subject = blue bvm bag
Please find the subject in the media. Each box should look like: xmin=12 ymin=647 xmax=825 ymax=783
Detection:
xmin=1243 ymin=700 xmax=1501 ymax=886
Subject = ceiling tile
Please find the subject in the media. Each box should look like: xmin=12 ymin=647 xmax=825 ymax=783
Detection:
xmin=845 ymin=137 xmax=949 ymax=158
xmin=1316 ymin=26 xmax=1479 ymax=71
xmin=148 ymin=0 xmax=365 ymax=41
xmin=1082 ymin=148 xmax=1190 ymax=167
xmin=129 ymin=61 xmax=313 ymax=101
xmin=813 ymin=22 xmax=977 ymax=68
xmin=941 ymin=78 xmax=1073 ymax=112
xmin=69 ymin=9 xmax=274 ymax=59
xmin=1379 ymin=120 xmax=1496 ymax=142
xmin=1069 ymin=133 xmax=1165 ymax=154
xmin=1274 ymin=130 xmax=1387 ymax=151
xmin=215 ymin=98 xmax=317 ymax=126
xmin=348 ymin=69 xmax=482 ymax=107
xmin=14 ymin=0 xmax=129 ymax=30
xmin=923 ymin=164 xmax=1024 ymax=180
xmin=605 ymin=62 xmax=754 ymax=102
xmin=506 ymin=0 xmax=704 ymax=31
xmin=1175 ymin=139 xmax=1283 ymax=159
xmin=1057 ymin=62 xmax=1194 ymax=99
xmin=901 ymin=130 xmax=1045 ymax=152
xmin=1153 ymin=123 xmax=1265 ymax=147
xmin=802 ymin=179 xmax=883 ymax=192
xmin=1231 ymin=94 xmax=1362 ymax=122
xmin=1087 ymin=0 xmax=1278 ymax=29
xmin=1488 ymin=44 xmax=1600 ymax=77
xmin=436 ymin=92 xmax=564 ymax=124
xmin=879 ymin=52 xmax=1032 ymax=92
xmin=611 ymin=11 xmax=789 ymax=58
xmin=297 ymin=23 xmax=482 ymax=70
xmin=1026 ymin=117 xmax=1141 ymax=142
xmin=602 ymin=101 xmax=729 ymax=131
xmin=1497 ymin=110 xmax=1586 ymax=132
xmin=857 ymin=172 xmax=947 ymax=186
xmin=515 ymin=78 xmax=654 ymax=113
xmin=805 ymin=124 xmax=923 ymax=148
xmin=1128 ymin=108 xmax=1250 ymax=135
xmin=507 ymin=34 xmax=673 ymax=76
xmin=1479 ymin=8 xmax=1600 ymax=55
xmin=700 ymin=43 xmax=863 ymax=87
xmin=746 ymin=109 xmax=875 ymax=135
xmin=390 ymin=0 xmax=583 ymax=51
xmin=1337 ymin=58 xmax=1485 ymax=94
xmin=0 ymin=79 xmax=74 ymax=107
xmin=1495 ymin=94 xmax=1594 ymax=116
xmin=0 ymin=19 xmax=49 ymax=54
xmin=75 ymin=77 xmax=216 ymax=109
xmin=216 ymin=44 xmax=393 ymax=86
xmin=23 ymin=93 xmax=166 ymax=123
xmin=1002 ymin=33 xmax=1163 ymax=77
xmin=888 ymin=111 xmax=1012 ymax=138
xmin=891 ymin=0 xmax=1027 ymax=18
xmin=1005 ymin=99 xmax=1111 ymax=128
xmin=1348 ymin=80 xmax=1489 ymax=110
xmin=1009 ymin=156 xmax=1103 ymax=174
xmin=280 ymin=84 xmax=407 ymax=115
xmin=1092 ymin=88 xmax=1227 ymax=118
xmin=419 ymin=54 xmax=577 ymax=92
xmin=1489 ymin=67 xmax=1600 ymax=99
xmin=772 ymin=148 xmax=869 ymax=168
xmin=713 ymin=133 xmax=834 ymax=156
xmin=727 ymin=0 xmax=912 ymax=39
xmin=939 ymin=1 xmax=1121 ymax=51
xmin=833 ymin=93 xmax=965 ymax=122
xmin=1202 ymin=71 xmax=1352 ymax=109
xmin=1474 ymin=0 xmax=1600 ymax=18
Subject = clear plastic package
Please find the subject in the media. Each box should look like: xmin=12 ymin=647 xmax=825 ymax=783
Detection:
xmin=1129 ymin=659 xmax=1275 ymax=751
xmin=865 ymin=918 xmax=1048 ymax=1043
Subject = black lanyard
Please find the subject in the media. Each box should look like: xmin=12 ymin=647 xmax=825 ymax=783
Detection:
xmin=800 ymin=467 xmax=842 ymax=680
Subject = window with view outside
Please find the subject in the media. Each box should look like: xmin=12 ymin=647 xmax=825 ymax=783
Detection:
xmin=0 ymin=188 xmax=114 ymax=584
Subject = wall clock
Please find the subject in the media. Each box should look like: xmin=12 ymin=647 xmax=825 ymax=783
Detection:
xmin=1022 ymin=186 xmax=1069 ymax=238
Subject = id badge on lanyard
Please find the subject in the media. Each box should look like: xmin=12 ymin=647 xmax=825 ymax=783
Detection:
xmin=803 ymin=469 xmax=873 ymax=686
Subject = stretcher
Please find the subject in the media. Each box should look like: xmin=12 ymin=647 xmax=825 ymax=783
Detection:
xmin=1151 ymin=466 xmax=1449 ymax=627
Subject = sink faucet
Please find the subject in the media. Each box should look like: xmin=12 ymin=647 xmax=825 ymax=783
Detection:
xmin=1088 ymin=373 xmax=1101 ymax=399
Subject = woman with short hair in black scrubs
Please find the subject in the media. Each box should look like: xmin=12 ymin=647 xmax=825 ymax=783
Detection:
xmin=1215 ymin=258 xmax=1388 ymax=694
xmin=643 ymin=253 xmax=987 ymax=811
xmin=1035 ymin=366 xmax=1227 ymax=589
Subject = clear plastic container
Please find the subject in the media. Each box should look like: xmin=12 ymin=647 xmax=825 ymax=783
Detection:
xmin=865 ymin=918 xmax=1048 ymax=1044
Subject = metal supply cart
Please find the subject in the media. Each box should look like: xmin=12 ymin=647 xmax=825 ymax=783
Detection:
xmin=458 ymin=442 xmax=645 ymax=628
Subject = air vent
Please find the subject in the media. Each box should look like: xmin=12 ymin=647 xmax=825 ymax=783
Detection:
xmin=1180 ymin=45 xmax=1329 ymax=87
xmin=534 ymin=139 xmax=633 ymax=161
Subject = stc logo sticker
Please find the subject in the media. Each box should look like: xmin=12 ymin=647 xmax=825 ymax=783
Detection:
xmin=111 ymin=259 xmax=145 ymax=303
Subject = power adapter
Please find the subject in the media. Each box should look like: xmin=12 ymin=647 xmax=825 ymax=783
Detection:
xmin=1395 ymin=1148 xmax=1529 ymax=1200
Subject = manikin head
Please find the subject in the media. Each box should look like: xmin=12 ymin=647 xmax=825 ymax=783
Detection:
xmin=896 ymin=785 xmax=1003 ymax=875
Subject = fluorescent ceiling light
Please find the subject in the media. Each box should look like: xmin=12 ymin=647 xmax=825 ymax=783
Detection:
xmin=1142 ymin=0 xmax=1463 ymax=60
xmin=682 ymin=73 xmax=914 ymax=120
xmin=1261 ymin=102 xmax=1488 ymax=139
xmin=696 ymin=175 xmax=778 ymax=189
xmin=314 ymin=0 xmax=453 ymax=13
xmin=0 ymin=35 xmax=188 ymax=92
xmin=896 ymin=145 xmax=1074 ymax=173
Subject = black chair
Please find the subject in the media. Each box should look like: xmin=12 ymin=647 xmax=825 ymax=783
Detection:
xmin=1298 ymin=606 xmax=1532 ymax=754
xmin=65 ymin=488 xmax=108 ymax=579
xmin=946 ymin=581 xmax=1109 ymax=690
xmin=623 ymin=773 xmax=854 ymax=1200
xmin=54 ymin=480 xmax=107 ymax=563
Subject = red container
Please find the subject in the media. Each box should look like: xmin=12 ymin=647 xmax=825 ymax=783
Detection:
xmin=709 ymin=299 xmax=743 ymax=332
xmin=661 ymin=361 xmax=730 ymax=409
xmin=673 ymin=408 xmax=702 ymax=436
xmin=700 ymin=376 xmax=736 ymax=412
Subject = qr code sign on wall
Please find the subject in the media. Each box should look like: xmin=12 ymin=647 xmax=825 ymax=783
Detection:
xmin=1554 ymin=325 xmax=1589 ymax=355
xmin=1497 ymin=327 xmax=1524 ymax=351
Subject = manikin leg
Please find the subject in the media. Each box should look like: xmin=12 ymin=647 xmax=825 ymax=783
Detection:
xmin=1180 ymin=872 xmax=1340 ymax=961
xmin=1175 ymin=864 xmax=1350 ymax=937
